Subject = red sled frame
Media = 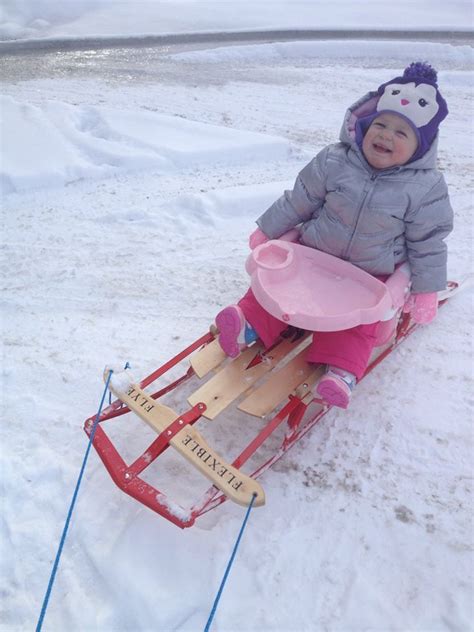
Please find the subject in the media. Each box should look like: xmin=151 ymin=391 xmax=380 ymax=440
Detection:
xmin=84 ymin=289 xmax=455 ymax=529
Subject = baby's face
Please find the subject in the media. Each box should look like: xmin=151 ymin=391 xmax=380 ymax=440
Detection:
xmin=362 ymin=112 xmax=418 ymax=169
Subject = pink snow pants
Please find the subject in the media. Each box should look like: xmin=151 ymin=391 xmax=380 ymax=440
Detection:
xmin=238 ymin=288 xmax=380 ymax=379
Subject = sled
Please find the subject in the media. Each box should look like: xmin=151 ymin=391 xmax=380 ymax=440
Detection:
xmin=84 ymin=242 xmax=470 ymax=528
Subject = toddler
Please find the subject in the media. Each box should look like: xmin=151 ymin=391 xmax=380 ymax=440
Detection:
xmin=216 ymin=62 xmax=453 ymax=409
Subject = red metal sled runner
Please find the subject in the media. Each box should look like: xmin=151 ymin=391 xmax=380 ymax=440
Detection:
xmin=84 ymin=280 xmax=462 ymax=529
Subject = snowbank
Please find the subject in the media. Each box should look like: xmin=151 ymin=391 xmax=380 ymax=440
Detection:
xmin=0 ymin=0 xmax=104 ymax=40
xmin=0 ymin=95 xmax=292 ymax=195
xmin=172 ymin=39 xmax=474 ymax=68
xmin=1 ymin=0 xmax=473 ymax=41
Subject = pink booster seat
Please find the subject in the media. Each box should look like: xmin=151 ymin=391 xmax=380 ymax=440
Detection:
xmin=246 ymin=239 xmax=411 ymax=347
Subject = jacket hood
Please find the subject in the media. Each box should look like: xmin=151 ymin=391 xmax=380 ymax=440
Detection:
xmin=339 ymin=90 xmax=439 ymax=171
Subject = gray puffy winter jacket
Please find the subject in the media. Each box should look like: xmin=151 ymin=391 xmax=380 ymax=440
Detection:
xmin=257 ymin=93 xmax=454 ymax=293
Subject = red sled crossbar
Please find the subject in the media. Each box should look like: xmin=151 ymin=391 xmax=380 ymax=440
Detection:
xmin=84 ymin=286 xmax=458 ymax=529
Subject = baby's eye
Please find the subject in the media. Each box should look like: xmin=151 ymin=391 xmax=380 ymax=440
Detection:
xmin=397 ymin=131 xmax=408 ymax=138
xmin=374 ymin=122 xmax=385 ymax=128
xmin=391 ymin=89 xmax=400 ymax=95
xmin=418 ymin=98 xmax=428 ymax=107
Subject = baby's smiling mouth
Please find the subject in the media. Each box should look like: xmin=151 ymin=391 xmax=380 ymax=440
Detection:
xmin=373 ymin=143 xmax=392 ymax=154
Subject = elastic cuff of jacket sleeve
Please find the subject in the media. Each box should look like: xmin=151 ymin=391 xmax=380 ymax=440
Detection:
xmin=410 ymin=283 xmax=447 ymax=294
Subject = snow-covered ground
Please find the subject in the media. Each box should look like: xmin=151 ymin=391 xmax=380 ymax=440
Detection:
xmin=1 ymin=3 xmax=474 ymax=631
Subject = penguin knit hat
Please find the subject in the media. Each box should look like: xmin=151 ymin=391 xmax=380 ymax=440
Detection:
xmin=356 ymin=62 xmax=448 ymax=162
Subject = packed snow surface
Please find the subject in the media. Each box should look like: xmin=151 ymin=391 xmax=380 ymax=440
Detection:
xmin=1 ymin=5 xmax=473 ymax=632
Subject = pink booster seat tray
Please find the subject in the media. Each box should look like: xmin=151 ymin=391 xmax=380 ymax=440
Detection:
xmin=246 ymin=240 xmax=393 ymax=332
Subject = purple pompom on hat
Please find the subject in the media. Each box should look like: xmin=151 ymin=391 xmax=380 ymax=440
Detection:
xmin=356 ymin=62 xmax=448 ymax=162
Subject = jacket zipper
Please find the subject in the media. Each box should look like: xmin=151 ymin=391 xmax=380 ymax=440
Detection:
xmin=342 ymin=171 xmax=378 ymax=260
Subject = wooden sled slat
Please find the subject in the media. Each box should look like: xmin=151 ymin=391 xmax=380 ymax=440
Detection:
xmin=187 ymin=342 xmax=264 ymax=419
xmin=190 ymin=338 xmax=227 ymax=378
xmin=187 ymin=336 xmax=304 ymax=420
xmin=238 ymin=343 xmax=314 ymax=417
xmin=107 ymin=372 xmax=265 ymax=507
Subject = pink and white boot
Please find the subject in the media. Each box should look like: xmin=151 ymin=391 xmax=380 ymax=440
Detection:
xmin=215 ymin=305 xmax=257 ymax=358
xmin=316 ymin=366 xmax=357 ymax=409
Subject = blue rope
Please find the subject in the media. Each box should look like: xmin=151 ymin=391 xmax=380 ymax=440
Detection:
xmin=35 ymin=369 xmax=114 ymax=632
xmin=204 ymin=493 xmax=257 ymax=632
